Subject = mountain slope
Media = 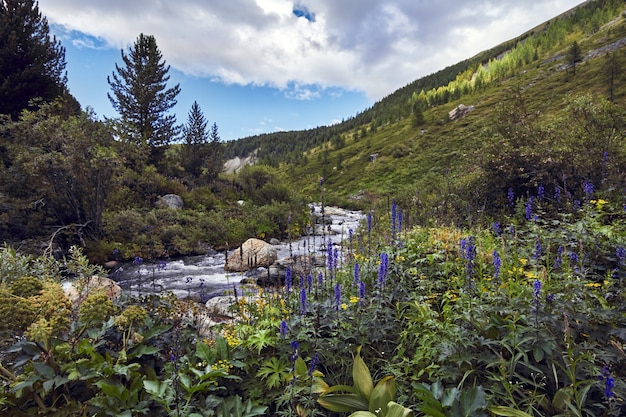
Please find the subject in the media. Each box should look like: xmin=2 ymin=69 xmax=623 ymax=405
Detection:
xmin=226 ymin=0 xmax=626 ymax=217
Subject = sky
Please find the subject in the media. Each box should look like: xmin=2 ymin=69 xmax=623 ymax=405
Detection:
xmin=38 ymin=0 xmax=584 ymax=141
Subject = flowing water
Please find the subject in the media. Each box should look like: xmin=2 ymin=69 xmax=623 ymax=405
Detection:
xmin=108 ymin=205 xmax=363 ymax=300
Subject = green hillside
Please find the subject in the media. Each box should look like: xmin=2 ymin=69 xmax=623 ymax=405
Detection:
xmin=226 ymin=0 xmax=626 ymax=221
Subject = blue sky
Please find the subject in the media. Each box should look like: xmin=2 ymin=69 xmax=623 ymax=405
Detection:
xmin=40 ymin=0 xmax=584 ymax=141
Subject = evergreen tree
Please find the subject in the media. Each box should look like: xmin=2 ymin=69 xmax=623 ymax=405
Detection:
xmin=182 ymin=101 xmax=209 ymax=178
xmin=567 ymin=41 xmax=583 ymax=75
xmin=107 ymin=33 xmax=180 ymax=166
xmin=207 ymin=121 xmax=223 ymax=181
xmin=0 ymin=0 xmax=68 ymax=118
xmin=604 ymin=52 xmax=621 ymax=102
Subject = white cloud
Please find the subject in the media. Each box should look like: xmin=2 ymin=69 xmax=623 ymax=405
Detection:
xmin=39 ymin=0 xmax=584 ymax=101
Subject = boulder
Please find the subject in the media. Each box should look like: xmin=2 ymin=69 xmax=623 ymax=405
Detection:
xmin=156 ymin=194 xmax=184 ymax=209
xmin=224 ymin=238 xmax=277 ymax=272
xmin=63 ymin=276 xmax=121 ymax=306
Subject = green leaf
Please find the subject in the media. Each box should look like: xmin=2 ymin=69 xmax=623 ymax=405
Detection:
xmin=386 ymin=401 xmax=414 ymax=417
xmin=294 ymin=356 xmax=308 ymax=378
xmin=33 ymin=363 xmax=55 ymax=379
xmin=368 ymin=376 xmax=396 ymax=415
xmin=353 ymin=346 xmax=373 ymax=401
xmin=317 ymin=394 xmax=369 ymax=413
xmin=348 ymin=412 xmax=377 ymax=417
xmin=488 ymin=406 xmax=534 ymax=417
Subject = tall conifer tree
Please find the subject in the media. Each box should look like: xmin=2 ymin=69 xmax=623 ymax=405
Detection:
xmin=107 ymin=33 xmax=180 ymax=166
xmin=0 ymin=0 xmax=68 ymax=118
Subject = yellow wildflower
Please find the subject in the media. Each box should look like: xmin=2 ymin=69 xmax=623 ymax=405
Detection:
xmin=349 ymin=296 xmax=359 ymax=304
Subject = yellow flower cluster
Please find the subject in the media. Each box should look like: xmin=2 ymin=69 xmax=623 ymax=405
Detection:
xmin=591 ymin=199 xmax=608 ymax=210
xmin=223 ymin=328 xmax=240 ymax=347
xmin=214 ymin=359 xmax=233 ymax=373
xmin=585 ymin=282 xmax=601 ymax=288
xmin=349 ymin=296 xmax=359 ymax=304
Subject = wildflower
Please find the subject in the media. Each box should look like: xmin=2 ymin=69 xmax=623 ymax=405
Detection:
xmin=308 ymin=352 xmax=319 ymax=376
xmin=291 ymin=341 xmax=299 ymax=364
xmin=397 ymin=210 xmax=403 ymax=236
xmin=525 ymin=198 xmax=533 ymax=220
xmin=378 ymin=253 xmax=389 ymax=288
xmin=353 ymin=261 xmax=360 ymax=285
xmin=299 ymin=287 xmax=307 ymax=314
xmin=533 ymin=279 xmax=542 ymax=298
xmin=359 ymin=281 xmax=366 ymax=301
xmin=334 ymin=283 xmax=341 ymax=310
xmin=534 ymin=238 xmax=542 ymax=261
xmin=348 ymin=228 xmax=354 ymax=242
xmin=573 ymin=199 xmax=581 ymax=210
xmin=349 ymin=296 xmax=359 ymax=304
xmin=600 ymin=366 xmax=615 ymax=399
xmin=583 ymin=180 xmax=594 ymax=198
xmin=492 ymin=250 xmax=501 ymax=281
xmin=546 ymin=293 xmax=555 ymax=302
xmin=285 ymin=267 xmax=292 ymax=293
xmin=461 ymin=237 xmax=476 ymax=279
xmin=279 ymin=320 xmax=288 ymax=338
xmin=554 ymin=186 xmax=561 ymax=202
xmin=307 ymin=273 xmax=312 ymax=293
xmin=569 ymin=252 xmax=579 ymax=267
xmin=507 ymin=187 xmax=515 ymax=207
xmin=133 ymin=256 xmax=143 ymax=265
xmin=157 ymin=260 xmax=167 ymax=271
xmin=492 ymin=221 xmax=501 ymax=236
xmin=367 ymin=212 xmax=373 ymax=235
xmin=537 ymin=185 xmax=545 ymax=200
xmin=317 ymin=271 xmax=324 ymax=287
xmin=554 ymin=246 xmax=564 ymax=270
xmin=341 ymin=303 xmax=348 ymax=310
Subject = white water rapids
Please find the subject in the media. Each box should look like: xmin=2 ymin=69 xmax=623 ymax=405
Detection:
xmin=108 ymin=205 xmax=363 ymax=300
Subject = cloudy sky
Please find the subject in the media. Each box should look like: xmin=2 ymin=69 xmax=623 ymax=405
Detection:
xmin=38 ymin=0 xmax=583 ymax=141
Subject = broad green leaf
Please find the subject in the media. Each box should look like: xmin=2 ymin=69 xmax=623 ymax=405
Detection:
xmin=33 ymin=363 xmax=55 ymax=379
xmin=318 ymin=393 xmax=369 ymax=412
xmin=311 ymin=377 xmax=331 ymax=395
xmin=348 ymin=412 xmax=377 ymax=417
xmin=353 ymin=346 xmax=373 ymax=400
xmin=369 ymin=376 xmax=396 ymax=415
xmin=386 ymin=401 xmax=414 ymax=417
xmin=488 ymin=406 xmax=534 ymax=417
xmin=294 ymin=356 xmax=308 ymax=378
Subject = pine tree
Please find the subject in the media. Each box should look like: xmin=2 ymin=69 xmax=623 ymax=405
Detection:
xmin=207 ymin=121 xmax=223 ymax=181
xmin=182 ymin=101 xmax=209 ymax=178
xmin=567 ymin=41 xmax=582 ymax=75
xmin=107 ymin=33 xmax=180 ymax=166
xmin=0 ymin=0 xmax=68 ymax=118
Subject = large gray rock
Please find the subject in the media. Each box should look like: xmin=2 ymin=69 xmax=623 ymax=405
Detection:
xmin=156 ymin=194 xmax=184 ymax=209
xmin=225 ymin=238 xmax=277 ymax=272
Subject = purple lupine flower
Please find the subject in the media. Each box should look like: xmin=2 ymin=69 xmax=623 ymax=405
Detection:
xmin=492 ymin=221 xmax=501 ymax=236
xmin=279 ymin=320 xmax=289 ymax=338
xmin=317 ymin=271 xmax=324 ymax=286
xmin=366 ymin=212 xmax=373 ymax=235
xmin=554 ymin=186 xmax=561 ymax=202
xmin=583 ymin=180 xmax=594 ymax=198
xmin=570 ymin=252 xmax=579 ymax=267
xmin=600 ymin=366 xmax=615 ymax=399
xmin=299 ymin=287 xmax=307 ymax=314
xmin=525 ymin=198 xmax=533 ymax=220
xmin=533 ymin=279 xmax=542 ymax=298
xmin=334 ymin=283 xmax=341 ymax=310
xmin=359 ymin=281 xmax=366 ymax=301
xmin=537 ymin=185 xmax=545 ymax=200
xmin=492 ymin=250 xmax=501 ymax=281
xmin=378 ymin=253 xmax=389 ymax=288
xmin=546 ymin=293 xmax=555 ymax=302
xmin=291 ymin=341 xmax=299 ymax=363
xmin=348 ymin=228 xmax=354 ymax=242
xmin=157 ymin=260 xmax=167 ymax=271
xmin=307 ymin=273 xmax=313 ymax=293
xmin=285 ymin=267 xmax=293 ymax=293
xmin=534 ymin=238 xmax=542 ymax=261
xmin=308 ymin=352 xmax=319 ymax=376
xmin=507 ymin=187 xmax=515 ymax=207
xmin=326 ymin=239 xmax=333 ymax=270
xmin=133 ymin=256 xmax=143 ymax=265
xmin=353 ymin=261 xmax=361 ymax=285
xmin=461 ymin=237 xmax=476 ymax=278
xmin=333 ymin=248 xmax=339 ymax=270
xmin=554 ymin=245 xmax=564 ymax=270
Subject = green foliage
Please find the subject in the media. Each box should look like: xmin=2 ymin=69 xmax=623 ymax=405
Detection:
xmin=0 ymin=0 xmax=69 ymax=118
xmin=107 ymin=33 xmax=181 ymax=167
